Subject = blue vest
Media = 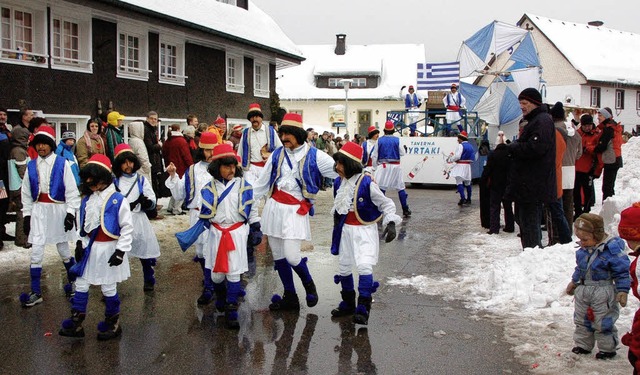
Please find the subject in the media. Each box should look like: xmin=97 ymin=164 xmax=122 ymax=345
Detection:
xmin=362 ymin=141 xmax=375 ymax=165
xmin=333 ymin=174 xmax=383 ymax=224
xmin=184 ymin=164 xmax=197 ymax=206
xmin=27 ymin=155 xmax=67 ymax=202
xmin=240 ymin=126 xmax=278 ymax=170
xmin=79 ymin=191 xmax=125 ymax=238
xmin=405 ymin=93 xmax=419 ymax=108
xmin=198 ymin=178 xmax=253 ymax=220
xmin=446 ymin=92 xmax=462 ymax=107
xmin=376 ymin=136 xmax=400 ymax=162
xmin=268 ymin=146 xmax=321 ymax=200
xmin=460 ymin=141 xmax=475 ymax=162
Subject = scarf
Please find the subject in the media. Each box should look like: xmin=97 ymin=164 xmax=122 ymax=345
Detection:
xmin=83 ymin=130 xmax=105 ymax=154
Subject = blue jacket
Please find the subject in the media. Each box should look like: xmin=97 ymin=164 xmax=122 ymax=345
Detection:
xmin=56 ymin=141 xmax=80 ymax=186
xmin=571 ymin=237 xmax=631 ymax=293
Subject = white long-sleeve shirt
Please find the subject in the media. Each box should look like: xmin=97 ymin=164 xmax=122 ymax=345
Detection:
xmin=21 ymin=153 xmax=81 ymax=215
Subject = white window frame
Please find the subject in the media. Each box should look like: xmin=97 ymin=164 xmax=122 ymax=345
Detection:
xmin=49 ymin=6 xmax=92 ymax=73
xmin=45 ymin=114 xmax=91 ymax=140
xmin=636 ymin=91 xmax=640 ymax=110
xmin=217 ymin=0 xmax=237 ymax=5
xmin=615 ymin=89 xmax=625 ymax=110
xmin=590 ymin=87 xmax=600 ymax=108
xmin=0 ymin=2 xmax=47 ymax=67
xmin=158 ymin=35 xmax=186 ymax=86
xmin=117 ymin=22 xmax=149 ymax=81
xmin=328 ymin=78 xmax=340 ymax=87
xmin=226 ymin=52 xmax=244 ymax=93
xmin=253 ymin=60 xmax=269 ymax=98
xmin=352 ymin=78 xmax=367 ymax=87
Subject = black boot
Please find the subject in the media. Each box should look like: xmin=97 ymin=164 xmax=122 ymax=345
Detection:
xmin=214 ymin=283 xmax=227 ymax=313
xmin=331 ymin=290 xmax=356 ymax=317
xmin=97 ymin=314 xmax=122 ymax=341
xmin=353 ymin=296 xmax=372 ymax=325
xmin=402 ymin=206 xmax=412 ymax=217
xmin=303 ymin=280 xmax=318 ymax=307
xmin=59 ymin=310 xmax=85 ymax=338
xmin=269 ymin=290 xmax=300 ymax=311
xmin=225 ymin=303 xmax=240 ymax=329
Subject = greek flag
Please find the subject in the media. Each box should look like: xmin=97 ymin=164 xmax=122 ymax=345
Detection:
xmin=417 ymin=62 xmax=460 ymax=90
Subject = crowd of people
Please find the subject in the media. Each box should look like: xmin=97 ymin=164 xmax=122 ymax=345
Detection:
xmin=0 ymin=103 xmax=411 ymax=340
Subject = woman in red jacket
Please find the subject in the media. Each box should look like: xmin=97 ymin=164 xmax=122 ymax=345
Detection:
xmin=573 ymin=114 xmax=603 ymax=218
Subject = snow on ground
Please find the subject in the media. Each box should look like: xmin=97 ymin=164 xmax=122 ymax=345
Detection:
xmin=389 ymin=136 xmax=640 ymax=374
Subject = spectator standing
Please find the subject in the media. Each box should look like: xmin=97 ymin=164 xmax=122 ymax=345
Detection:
xmin=143 ymin=111 xmax=165 ymax=199
xmin=75 ymin=118 xmax=105 ymax=169
xmin=483 ymin=131 xmax=514 ymax=234
xmin=594 ymin=107 xmax=623 ymax=202
xmin=545 ymin=102 xmax=571 ymax=246
xmin=0 ymin=108 xmax=12 ymax=249
xmin=127 ymin=122 xmax=153 ymax=186
xmin=8 ymin=122 xmax=30 ymax=248
xmin=228 ymin=124 xmax=243 ymax=150
xmin=104 ymin=111 xmax=125 ymax=162
xmin=55 ymin=131 xmax=81 ymax=187
xmin=182 ymin=125 xmax=198 ymax=162
xmin=162 ymin=124 xmax=193 ymax=215
xmin=506 ymin=88 xmax=556 ymax=249
xmin=574 ymin=115 xmax=602 ymax=218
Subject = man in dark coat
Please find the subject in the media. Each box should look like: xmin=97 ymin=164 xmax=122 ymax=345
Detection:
xmin=483 ymin=132 xmax=514 ymax=235
xmin=507 ymin=88 xmax=556 ymax=249
xmin=143 ymin=111 xmax=166 ymax=198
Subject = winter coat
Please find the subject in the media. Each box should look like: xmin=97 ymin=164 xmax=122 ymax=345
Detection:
xmin=143 ymin=121 xmax=163 ymax=174
xmin=595 ymin=119 xmax=623 ymax=167
xmin=0 ymin=124 xmax=11 ymax=190
xmin=506 ymin=106 xmax=556 ymax=203
xmin=570 ymin=236 xmax=630 ymax=292
xmin=554 ymin=128 xmax=566 ymax=198
xmin=55 ymin=141 xmax=80 ymax=186
xmin=162 ymin=132 xmax=193 ymax=177
xmin=104 ymin=124 xmax=124 ymax=162
xmin=75 ymin=131 xmax=106 ymax=168
xmin=575 ymin=127 xmax=603 ymax=176
xmin=128 ymin=122 xmax=153 ymax=181
xmin=481 ymin=143 xmax=510 ymax=193
xmin=623 ymin=245 xmax=640 ymax=370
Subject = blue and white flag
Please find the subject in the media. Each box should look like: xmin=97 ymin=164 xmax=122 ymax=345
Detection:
xmin=417 ymin=62 xmax=460 ymax=90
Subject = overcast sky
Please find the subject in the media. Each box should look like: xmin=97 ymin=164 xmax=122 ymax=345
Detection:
xmin=252 ymin=0 xmax=640 ymax=62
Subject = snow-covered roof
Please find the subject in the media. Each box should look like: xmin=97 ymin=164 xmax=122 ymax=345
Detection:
xmin=119 ymin=0 xmax=303 ymax=62
xmin=277 ymin=44 xmax=426 ymax=100
xmin=524 ymin=13 xmax=640 ymax=85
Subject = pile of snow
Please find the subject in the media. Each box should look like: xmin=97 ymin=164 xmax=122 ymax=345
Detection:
xmin=389 ymin=136 xmax=640 ymax=373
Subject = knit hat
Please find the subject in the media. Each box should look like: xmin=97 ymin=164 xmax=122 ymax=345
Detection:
xmin=87 ymin=154 xmax=112 ymax=173
xmin=518 ymin=88 xmax=542 ymax=106
xmin=619 ymin=202 xmax=640 ymax=242
xmin=281 ymin=113 xmax=303 ymax=128
xmin=457 ymin=131 xmax=468 ymax=141
xmin=580 ymin=114 xmax=594 ymax=126
xmin=214 ymin=116 xmax=226 ymax=126
xmin=550 ymin=102 xmax=564 ymax=120
xmin=114 ymin=143 xmax=135 ymax=159
xmin=31 ymin=125 xmax=56 ymax=149
xmin=211 ymin=143 xmax=237 ymax=161
xmin=199 ymin=131 xmax=218 ymax=149
xmin=247 ymin=103 xmax=263 ymax=120
xmin=107 ymin=111 xmax=125 ymax=126
xmin=338 ymin=141 xmax=364 ymax=163
xmin=182 ymin=125 xmax=196 ymax=137
xmin=598 ymin=107 xmax=612 ymax=120
xmin=232 ymin=124 xmax=243 ymax=132
xmin=384 ymin=120 xmax=395 ymax=131
xmin=61 ymin=131 xmax=76 ymax=141
xmin=574 ymin=213 xmax=606 ymax=242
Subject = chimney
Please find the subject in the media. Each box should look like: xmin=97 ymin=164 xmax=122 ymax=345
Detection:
xmin=335 ymin=34 xmax=346 ymax=55
xmin=588 ymin=20 xmax=604 ymax=27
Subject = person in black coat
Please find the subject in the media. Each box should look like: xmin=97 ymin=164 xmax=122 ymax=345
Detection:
xmin=483 ymin=132 xmax=514 ymax=234
xmin=506 ymin=88 xmax=556 ymax=249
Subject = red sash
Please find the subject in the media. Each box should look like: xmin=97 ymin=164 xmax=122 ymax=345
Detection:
xmin=37 ymin=193 xmax=55 ymax=203
xmin=212 ymin=222 xmax=244 ymax=273
xmin=251 ymin=161 xmax=266 ymax=167
xmin=447 ymin=105 xmax=460 ymax=111
xmin=456 ymin=161 xmax=472 ymax=164
xmin=271 ymin=188 xmax=312 ymax=215
xmin=345 ymin=212 xmax=363 ymax=226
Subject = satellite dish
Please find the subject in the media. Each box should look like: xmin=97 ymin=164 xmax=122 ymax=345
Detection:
xmin=564 ymin=94 xmax=573 ymax=104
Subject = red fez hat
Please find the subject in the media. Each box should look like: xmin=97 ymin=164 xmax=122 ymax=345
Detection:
xmin=281 ymin=113 xmax=303 ymax=128
xmin=87 ymin=154 xmax=112 ymax=172
xmin=114 ymin=143 xmax=134 ymax=159
xmin=458 ymin=131 xmax=468 ymax=140
xmin=211 ymin=143 xmax=237 ymax=161
xmin=367 ymin=126 xmax=377 ymax=134
xmin=199 ymin=132 xmax=218 ymax=149
xmin=247 ymin=103 xmax=263 ymax=120
xmin=338 ymin=141 xmax=364 ymax=163
xmin=384 ymin=120 xmax=395 ymax=131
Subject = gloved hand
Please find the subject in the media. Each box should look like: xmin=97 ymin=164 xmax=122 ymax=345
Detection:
xmin=108 ymin=249 xmax=125 ymax=267
xmin=401 ymin=85 xmax=406 ymax=91
xmin=566 ymin=281 xmax=577 ymax=295
xmin=383 ymin=222 xmax=396 ymax=243
xmin=249 ymin=222 xmax=263 ymax=246
xmin=140 ymin=196 xmax=154 ymax=211
xmin=64 ymin=213 xmax=75 ymax=232
xmin=23 ymin=216 xmax=31 ymax=237
xmin=617 ymin=292 xmax=628 ymax=307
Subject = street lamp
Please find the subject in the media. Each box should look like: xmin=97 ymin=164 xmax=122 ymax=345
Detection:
xmin=339 ymin=79 xmax=354 ymax=137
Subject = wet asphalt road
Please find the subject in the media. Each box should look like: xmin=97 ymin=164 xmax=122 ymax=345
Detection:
xmin=0 ymin=186 xmax=528 ymax=375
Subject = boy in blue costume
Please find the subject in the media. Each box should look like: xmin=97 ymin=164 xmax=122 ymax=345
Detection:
xmin=330 ymin=141 xmax=402 ymax=325
xmin=59 ymin=154 xmax=133 ymax=340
